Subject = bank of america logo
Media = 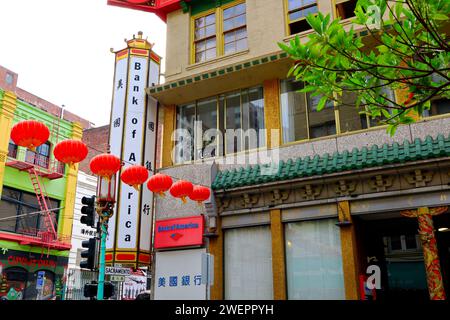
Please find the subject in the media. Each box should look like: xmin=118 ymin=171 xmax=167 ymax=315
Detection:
xmin=170 ymin=233 xmax=183 ymax=241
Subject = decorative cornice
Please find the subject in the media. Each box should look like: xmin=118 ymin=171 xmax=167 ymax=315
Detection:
xmin=147 ymin=51 xmax=289 ymax=96
xmin=213 ymin=135 xmax=450 ymax=191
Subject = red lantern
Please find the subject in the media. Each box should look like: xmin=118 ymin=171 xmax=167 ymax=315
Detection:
xmin=120 ymin=165 xmax=149 ymax=191
xmin=169 ymin=180 xmax=193 ymax=204
xmin=89 ymin=153 xmax=121 ymax=180
xmin=53 ymin=140 xmax=88 ymax=167
xmin=10 ymin=120 xmax=50 ymax=151
xmin=189 ymin=185 xmax=211 ymax=205
xmin=146 ymin=173 xmax=173 ymax=197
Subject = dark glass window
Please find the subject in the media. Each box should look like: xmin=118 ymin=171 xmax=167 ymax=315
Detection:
xmin=335 ymin=0 xmax=357 ymax=20
xmin=8 ymin=140 xmax=17 ymax=158
xmin=287 ymin=0 xmax=318 ymax=35
xmin=280 ymin=79 xmax=336 ymax=143
xmin=26 ymin=141 xmax=51 ymax=169
xmin=175 ymin=86 xmax=265 ymax=163
xmin=424 ymin=98 xmax=450 ymax=117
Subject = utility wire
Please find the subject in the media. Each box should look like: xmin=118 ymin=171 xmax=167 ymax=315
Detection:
xmin=0 ymin=207 xmax=64 ymax=222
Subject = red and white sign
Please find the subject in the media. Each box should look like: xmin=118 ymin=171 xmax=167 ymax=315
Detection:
xmin=154 ymin=216 xmax=204 ymax=249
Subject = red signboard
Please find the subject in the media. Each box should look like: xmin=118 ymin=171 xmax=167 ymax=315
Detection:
xmin=154 ymin=215 xmax=204 ymax=249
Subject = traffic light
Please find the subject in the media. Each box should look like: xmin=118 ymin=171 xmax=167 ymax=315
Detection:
xmin=104 ymin=282 xmax=115 ymax=299
xmin=83 ymin=281 xmax=115 ymax=299
xmin=81 ymin=195 xmax=96 ymax=227
xmin=79 ymin=237 xmax=98 ymax=270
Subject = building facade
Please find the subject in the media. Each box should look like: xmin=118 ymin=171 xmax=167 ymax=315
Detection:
xmin=0 ymin=66 xmax=89 ymax=300
xmin=108 ymin=0 xmax=450 ymax=300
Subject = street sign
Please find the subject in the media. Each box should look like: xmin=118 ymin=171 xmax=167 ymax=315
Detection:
xmin=110 ymin=276 xmax=125 ymax=282
xmin=154 ymin=248 xmax=206 ymax=300
xmin=105 ymin=266 xmax=132 ymax=276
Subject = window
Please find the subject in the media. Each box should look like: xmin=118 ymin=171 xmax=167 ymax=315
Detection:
xmin=191 ymin=1 xmax=247 ymax=64
xmin=174 ymin=86 xmax=265 ymax=163
xmin=338 ymin=87 xmax=397 ymax=133
xmin=223 ymin=3 xmax=247 ymax=55
xmin=0 ymin=186 xmax=59 ymax=236
xmin=286 ymin=0 xmax=318 ymax=35
xmin=280 ymin=79 xmax=336 ymax=143
xmin=285 ymin=219 xmax=345 ymax=299
xmin=8 ymin=140 xmax=17 ymax=158
xmin=335 ymin=0 xmax=357 ymax=20
xmin=194 ymin=13 xmax=217 ymax=63
xmin=26 ymin=141 xmax=51 ymax=169
xmin=423 ymin=98 xmax=450 ymax=117
xmin=224 ymin=226 xmax=273 ymax=299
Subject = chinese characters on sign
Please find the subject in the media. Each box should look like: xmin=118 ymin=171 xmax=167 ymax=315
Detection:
xmin=157 ymin=274 xmax=202 ymax=288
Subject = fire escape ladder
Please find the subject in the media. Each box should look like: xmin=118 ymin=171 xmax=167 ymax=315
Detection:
xmin=28 ymin=168 xmax=57 ymax=239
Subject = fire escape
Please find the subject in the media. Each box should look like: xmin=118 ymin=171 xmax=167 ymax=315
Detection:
xmin=4 ymin=118 xmax=71 ymax=252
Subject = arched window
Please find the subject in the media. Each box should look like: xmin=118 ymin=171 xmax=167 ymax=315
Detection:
xmin=2 ymin=267 xmax=28 ymax=300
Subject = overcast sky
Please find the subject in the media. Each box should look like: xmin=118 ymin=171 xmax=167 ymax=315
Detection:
xmin=0 ymin=0 xmax=166 ymax=127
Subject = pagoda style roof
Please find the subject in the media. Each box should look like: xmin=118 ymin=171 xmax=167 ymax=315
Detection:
xmin=212 ymin=134 xmax=450 ymax=191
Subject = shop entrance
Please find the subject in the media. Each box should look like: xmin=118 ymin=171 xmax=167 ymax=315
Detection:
xmin=355 ymin=210 xmax=450 ymax=300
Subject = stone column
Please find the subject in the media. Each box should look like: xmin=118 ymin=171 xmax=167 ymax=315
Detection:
xmin=209 ymin=216 xmax=224 ymax=300
xmin=59 ymin=122 xmax=83 ymax=239
xmin=0 ymin=91 xmax=17 ymax=196
xmin=270 ymin=208 xmax=287 ymax=299
xmin=161 ymin=105 xmax=176 ymax=168
xmin=338 ymin=200 xmax=360 ymax=300
xmin=263 ymin=79 xmax=281 ymax=149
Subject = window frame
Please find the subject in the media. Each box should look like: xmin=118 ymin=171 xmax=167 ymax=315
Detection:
xmin=280 ymin=78 xmax=338 ymax=143
xmin=190 ymin=0 xmax=247 ymax=65
xmin=333 ymin=0 xmax=358 ymax=21
xmin=191 ymin=9 xmax=218 ymax=64
xmin=283 ymin=0 xmax=320 ymax=36
xmin=221 ymin=1 xmax=248 ymax=56
xmin=0 ymin=186 xmax=60 ymax=236
xmin=174 ymin=85 xmax=265 ymax=164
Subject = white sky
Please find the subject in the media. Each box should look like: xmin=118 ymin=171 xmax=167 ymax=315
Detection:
xmin=0 ymin=0 xmax=167 ymax=127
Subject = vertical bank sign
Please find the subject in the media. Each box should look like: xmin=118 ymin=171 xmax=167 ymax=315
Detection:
xmin=107 ymin=37 xmax=161 ymax=267
xmin=154 ymin=215 xmax=205 ymax=249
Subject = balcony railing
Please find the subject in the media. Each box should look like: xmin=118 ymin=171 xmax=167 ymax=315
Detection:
xmin=6 ymin=147 xmax=65 ymax=177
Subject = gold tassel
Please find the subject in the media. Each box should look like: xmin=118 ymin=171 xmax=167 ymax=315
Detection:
xmin=133 ymin=185 xmax=140 ymax=192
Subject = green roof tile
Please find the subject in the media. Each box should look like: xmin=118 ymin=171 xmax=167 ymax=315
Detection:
xmin=211 ymin=135 xmax=450 ymax=190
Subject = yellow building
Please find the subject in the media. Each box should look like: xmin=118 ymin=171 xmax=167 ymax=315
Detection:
xmin=0 ymin=66 xmax=88 ymax=300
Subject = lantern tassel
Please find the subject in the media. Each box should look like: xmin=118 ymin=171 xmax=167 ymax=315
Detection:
xmin=181 ymin=196 xmax=187 ymax=204
xmin=69 ymin=162 xmax=75 ymax=170
xmin=29 ymin=146 xmax=36 ymax=152
xmin=158 ymin=191 xmax=166 ymax=198
xmin=104 ymin=175 xmax=111 ymax=182
xmin=133 ymin=185 xmax=140 ymax=192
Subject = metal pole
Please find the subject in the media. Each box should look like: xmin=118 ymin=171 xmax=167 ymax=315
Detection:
xmin=97 ymin=218 xmax=108 ymax=300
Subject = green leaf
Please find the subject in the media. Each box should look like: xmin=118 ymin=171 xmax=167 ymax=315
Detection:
xmin=316 ymin=96 xmax=328 ymax=111
xmin=433 ymin=13 xmax=449 ymax=20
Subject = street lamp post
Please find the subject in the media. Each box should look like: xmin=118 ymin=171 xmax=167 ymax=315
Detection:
xmin=96 ymin=173 xmax=116 ymax=300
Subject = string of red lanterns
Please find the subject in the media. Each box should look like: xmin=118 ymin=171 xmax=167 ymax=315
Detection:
xmin=10 ymin=120 xmax=212 ymax=205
